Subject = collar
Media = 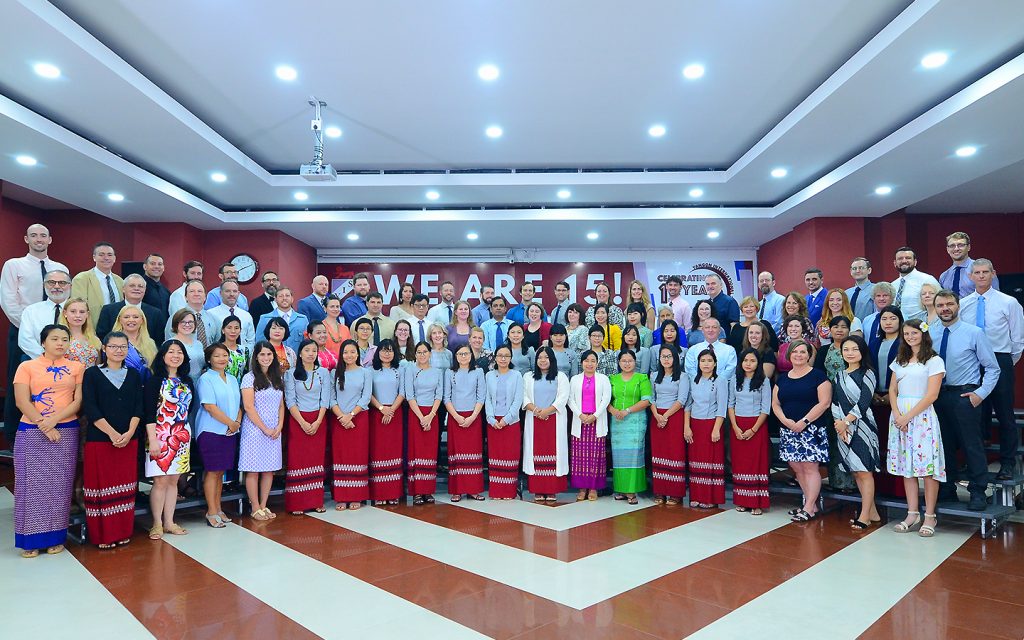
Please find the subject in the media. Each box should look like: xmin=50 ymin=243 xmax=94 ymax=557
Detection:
xmin=93 ymin=266 xmax=113 ymax=281
xmin=809 ymin=289 xmax=824 ymax=299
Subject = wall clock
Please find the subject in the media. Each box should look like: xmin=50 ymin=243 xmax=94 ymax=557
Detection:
xmin=230 ymin=253 xmax=259 ymax=284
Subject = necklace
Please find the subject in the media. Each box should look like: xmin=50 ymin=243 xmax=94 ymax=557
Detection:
xmin=302 ymin=365 xmax=318 ymax=390
xmin=323 ymin=318 xmax=345 ymax=343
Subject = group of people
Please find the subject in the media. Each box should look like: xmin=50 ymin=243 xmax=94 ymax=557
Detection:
xmin=3 ymin=224 xmax=1021 ymax=555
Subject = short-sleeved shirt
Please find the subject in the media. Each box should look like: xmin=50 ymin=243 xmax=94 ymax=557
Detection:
xmin=14 ymin=356 xmax=85 ymax=418
xmin=195 ymin=370 xmax=242 ymax=436
xmin=890 ymin=356 xmax=945 ymax=398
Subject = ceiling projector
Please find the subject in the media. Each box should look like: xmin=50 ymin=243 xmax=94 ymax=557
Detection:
xmin=300 ymin=163 xmax=337 ymax=181
xmin=300 ymin=96 xmax=338 ymax=181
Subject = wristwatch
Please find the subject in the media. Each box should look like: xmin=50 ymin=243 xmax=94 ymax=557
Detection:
xmin=802 ymin=418 xmax=811 ymax=426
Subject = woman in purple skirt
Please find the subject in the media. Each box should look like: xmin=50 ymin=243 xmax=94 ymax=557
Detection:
xmin=567 ymin=350 xmax=612 ymax=501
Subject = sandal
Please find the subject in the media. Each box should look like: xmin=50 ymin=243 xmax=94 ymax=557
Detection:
xmin=46 ymin=545 xmax=65 ymax=555
xmin=451 ymin=494 xmax=464 ymax=503
xmin=291 ymin=511 xmax=304 ymax=516
xmin=790 ymin=510 xmax=817 ymax=522
xmin=388 ymin=499 xmax=401 ymax=505
xmin=424 ymin=495 xmax=435 ymax=504
xmin=627 ymin=495 xmax=639 ymax=505
xmin=21 ymin=549 xmax=40 ymax=559
xmin=413 ymin=495 xmax=426 ymax=506
xmin=148 ymin=525 xmax=164 ymax=540
xmin=314 ymin=506 xmax=326 ymax=513
xmin=165 ymin=524 xmax=188 ymax=536
xmin=919 ymin=514 xmax=937 ymax=538
xmin=266 ymin=509 xmax=277 ymax=519
xmin=576 ymin=490 xmax=586 ymax=502
xmin=787 ymin=507 xmax=801 ymax=516
xmin=735 ymin=506 xmax=750 ymax=513
xmin=533 ymin=495 xmax=545 ymax=503
xmin=751 ymin=508 xmax=763 ymax=516
xmin=653 ymin=495 xmax=665 ymax=505
xmin=348 ymin=502 xmax=362 ymax=510
xmin=217 ymin=512 xmax=232 ymax=523
xmin=205 ymin=515 xmax=226 ymax=528
xmin=545 ymin=495 xmax=557 ymax=502
xmin=98 ymin=543 xmax=117 ymax=550
xmin=116 ymin=538 xmax=132 ymax=546
xmin=335 ymin=503 xmax=348 ymax=511
xmin=850 ymin=519 xmax=871 ymax=530
xmin=665 ymin=497 xmax=680 ymax=506
xmin=252 ymin=509 xmax=271 ymax=521
xmin=613 ymin=494 xmax=626 ymax=501
xmin=588 ymin=491 xmax=597 ymax=501
xmin=892 ymin=511 xmax=921 ymax=533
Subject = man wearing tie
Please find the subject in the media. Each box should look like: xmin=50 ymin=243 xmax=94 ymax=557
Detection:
xmin=845 ymin=258 xmax=875 ymax=321
xmin=929 ymin=290 xmax=1000 ymax=511
xmin=409 ymin=294 xmax=431 ymax=344
xmin=939 ymin=231 xmax=999 ymax=298
xmin=472 ymin=285 xmax=495 ymax=328
xmin=1 ymin=224 xmax=67 ymax=444
xmin=960 ymin=259 xmax=1024 ymax=480
xmin=861 ymin=283 xmax=895 ymax=351
xmin=804 ymin=268 xmax=827 ymax=326
xmin=756 ymin=271 xmax=785 ymax=336
xmin=255 ymin=287 xmax=309 ymax=354
xmin=359 ymin=292 xmax=395 ymax=345
xmin=427 ymin=280 xmax=457 ymax=325
xmin=296 ymin=275 xmax=331 ymax=323
xmin=548 ymin=280 xmax=572 ymax=327
xmin=70 ymin=242 xmax=123 ymax=327
xmin=890 ymin=247 xmax=940 ymax=321
xmin=480 ymin=297 xmax=513 ymax=352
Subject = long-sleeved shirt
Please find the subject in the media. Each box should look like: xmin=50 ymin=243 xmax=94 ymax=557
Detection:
xmin=939 ymin=258 xmax=1000 ymax=299
xmin=402 ymin=365 xmax=444 ymax=406
xmin=471 ymin=302 xmax=491 ymax=328
xmin=1 ymin=253 xmax=68 ymax=327
xmin=667 ymin=295 xmax=692 ymax=331
xmin=928 ymin=320 xmax=1000 ymax=399
xmin=806 ymin=289 xmax=827 ymax=327
xmin=485 ymin=369 xmax=524 ymax=425
xmin=551 ymin=348 xmax=580 ymax=378
xmin=684 ymin=340 xmax=738 ymax=380
xmin=445 ymin=368 xmax=486 ymax=412
xmin=206 ymin=303 xmax=256 ymax=352
xmin=729 ymin=377 xmax=772 ymax=417
xmin=686 ymin=375 xmax=729 ymax=419
xmin=959 ymin=289 xmax=1024 ymax=363
xmin=341 ymin=295 xmax=368 ymax=327
xmin=891 ymin=269 xmax=941 ymax=321
xmin=480 ymin=318 xmax=514 ymax=352
xmin=204 ymin=287 xmax=249 ymax=311
xmin=845 ymin=282 xmax=875 ymax=321
xmin=331 ymin=368 xmax=372 ymax=413
xmin=651 ymin=373 xmax=689 ymax=409
xmin=370 ymin=367 xmax=403 ymax=405
xmin=18 ymin=299 xmax=66 ymax=359
xmin=757 ymin=290 xmax=785 ymax=336
xmin=283 ymin=366 xmax=333 ymax=412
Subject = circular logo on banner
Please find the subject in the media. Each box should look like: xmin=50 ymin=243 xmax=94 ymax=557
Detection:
xmin=690 ymin=263 xmax=735 ymax=296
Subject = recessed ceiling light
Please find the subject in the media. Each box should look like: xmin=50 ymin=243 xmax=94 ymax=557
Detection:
xmin=682 ymin=64 xmax=705 ymax=80
xmin=875 ymin=185 xmax=893 ymax=196
xmin=770 ymin=167 xmax=788 ymax=178
xmin=210 ymin=172 xmax=227 ymax=183
xmin=477 ymin=64 xmax=500 ymax=81
xmin=466 ymin=232 xmax=479 ymax=241
xmin=425 ymin=190 xmax=440 ymax=201
xmin=648 ymin=124 xmax=666 ymax=138
xmin=346 ymin=233 xmax=360 ymax=241
xmin=689 ymin=188 xmax=704 ymax=198
xmin=706 ymin=230 xmax=720 ymax=239
xmin=107 ymin=193 xmax=125 ymax=202
xmin=275 ymin=65 xmax=297 ymax=81
xmin=921 ymin=52 xmax=949 ymax=69
xmin=485 ymin=125 xmax=503 ymax=138
xmin=325 ymin=126 xmax=342 ymax=138
xmin=574 ymin=262 xmax=585 ymax=267
xmin=586 ymin=231 xmax=600 ymax=241
xmin=33 ymin=62 xmax=61 ymax=79
xmin=293 ymin=191 xmax=308 ymax=201
xmin=557 ymin=189 xmax=571 ymax=199
xmin=15 ymin=155 xmax=38 ymax=166
xmin=955 ymin=145 xmax=977 ymax=157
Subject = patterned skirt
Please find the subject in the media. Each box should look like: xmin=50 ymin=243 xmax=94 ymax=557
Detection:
xmin=887 ymin=397 xmax=946 ymax=481
xmin=15 ymin=421 xmax=79 ymax=550
xmin=84 ymin=440 xmax=138 ymax=546
xmin=688 ymin=418 xmax=725 ymax=505
xmin=331 ymin=411 xmax=370 ymax=502
xmin=571 ymin=422 xmax=607 ymax=490
xmin=611 ymin=412 xmax=648 ymax=493
xmin=369 ymin=407 xmax=404 ymax=501
xmin=730 ymin=416 xmax=769 ymax=509
xmin=487 ymin=416 xmax=521 ymax=498
xmin=407 ymin=406 xmax=439 ymax=495
xmin=527 ymin=413 xmax=566 ymax=495
xmin=651 ymin=411 xmax=686 ymax=498
xmin=448 ymin=410 xmax=485 ymax=495
xmin=285 ymin=410 xmax=327 ymax=512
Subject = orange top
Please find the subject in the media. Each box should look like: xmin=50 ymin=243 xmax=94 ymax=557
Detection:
xmin=13 ymin=356 xmax=85 ymax=417
xmin=322 ymin=319 xmax=351 ymax=357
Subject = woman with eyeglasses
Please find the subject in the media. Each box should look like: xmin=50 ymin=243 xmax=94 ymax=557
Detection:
xmin=403 ymin=341 xmax=444 ymax=505
xmin=568 ymin=350 xmax=612 ymax=501
xmin=330 ymin=339 xmax=373 ymax=510
xmin=284 ymin=338 xmax=332 ymax=514
xmin=444 ymin=344 xmax=487 ymax=502
xmin=649 ymin=345 xmax=688 ymax=505
xmin=484 ymin=344 xmax=525 ymax=499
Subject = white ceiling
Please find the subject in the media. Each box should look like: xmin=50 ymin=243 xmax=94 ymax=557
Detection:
xmin=1 ymin=0 xmax=1023 ymax=251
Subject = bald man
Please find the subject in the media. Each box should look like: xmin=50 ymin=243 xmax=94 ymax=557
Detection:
xmin=296 ymin=275 xmax=331 ymax=323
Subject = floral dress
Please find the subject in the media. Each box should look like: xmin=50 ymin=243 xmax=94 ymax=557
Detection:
xmin=887 ymin=356 xmax=946 ymax=480
xmin=66 ymin=337 xmax=99 ymax=368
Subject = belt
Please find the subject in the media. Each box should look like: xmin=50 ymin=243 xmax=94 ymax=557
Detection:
xmin=941 ymin=383 xmax=979 ymax=392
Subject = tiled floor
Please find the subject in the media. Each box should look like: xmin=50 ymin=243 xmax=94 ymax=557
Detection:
xmin=2 ymin=469 xmax=1023 ymax=639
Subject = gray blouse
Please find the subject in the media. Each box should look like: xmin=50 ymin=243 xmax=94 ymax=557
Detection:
xmin=651 ymin=374 xmax=689 ymax=410
xmin=729 ymin=377 xmax=772 ymax=417
xmin=430 ymin=348 xmax=453 ymax=371
xmin=551 ymin=348 xmax=580 ymax=377
xmin=445 ymin=368 xmax=486 ymax=412
xmin=332 ymin=367 xmax=372 ymax=413
xmin=284 ymin=366 xmax=333 ymax=412
xmin=509 ymin=346 xmax=535 ymax=374
xmin=530 ymin=376 xmax=559 ymax=409
xmin=370 ymin=367 xmax=403 ymax=405
xmin=99 ymin=366 xmax=129 ymax=389
xmin=485 ymin=370 xmax=524 ymax=425
xmin=402 ymin=365 xmax=444 ymax=406
xmin=686 ymin=375 xmax=729 ymax=419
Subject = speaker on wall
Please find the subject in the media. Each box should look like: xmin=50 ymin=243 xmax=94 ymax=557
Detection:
xmin=995 ymin=273 xmax=1024 ymax=308
xmin=121 ymin=261 xmax=145 ymax=279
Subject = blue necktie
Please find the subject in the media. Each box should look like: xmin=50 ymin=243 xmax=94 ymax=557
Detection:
xmin=494 ymin=323 xmax=504 ymax=349
xmin=939 ymin=327 xmax=950 ymax=362
xmin=869 ymin=314 xmax=881 ymax=351
xmin=850 ymin=287 xmax=861 ymax=315
xmin=976 ymin=295 xmax=986 ymax=330
xmin=951 ymin=266 xmax=962 ymax=296
xmin=417 ymin=320 xmax=425 ymax=343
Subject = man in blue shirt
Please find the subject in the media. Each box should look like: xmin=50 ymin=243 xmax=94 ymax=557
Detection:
xmin=804 ymin=268 xmax=826 ymax=327
xmin=204 ymin=262 xmax=249 ymax=311
xmin=845 ymin=258 xmax=875 ymax=321
xmin=929 ymin=289 xmax=1000 ymax=510
xmin=704 ymin=274 xmax=739 ymax=331
xmin=480 ymin=297 xmax=513 ymax=352
xmin=756 ymin=271 xmax=785 ymax=336
xmin=685 ymin=317 xmax=737 ymax=379
xmin=254 ymin=287 xmax=309 ymax=353
xmin=341 ymin=272 xmax=371 ymax=326
xmin=471 ymin=285 xmax=494 ymax=328
xmin=506 ymin=281 xmax=546 ymax=324
xmin=938 ymin=231 xmax=999 ymax=298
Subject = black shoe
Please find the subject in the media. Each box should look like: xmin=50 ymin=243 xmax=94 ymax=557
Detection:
xmin=968 ymin=493 xmax=988 ymax=511
xmin=996 ymin=466 xmax=1015 ymax=481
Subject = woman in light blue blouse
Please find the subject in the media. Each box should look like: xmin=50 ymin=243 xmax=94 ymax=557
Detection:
xmin=728 ymin=348 xmax=772 ymax=515
xmin=548 ymin=324 xmax=580 ymax=378
xmin=330 ymin=340 xmax=373 ymax=510
xmin=369 ymin=340 xmax=405 ymax=505
xmin=619 ymin=325 xmax=651 ymax=374
xmin=403 ymin=341 xmax=443 ymax=505
xmin=485 ymin=344 xmax=525 ymax=499
xmin=283 ymin=339 xmax=332 ymax=515
xmin=444 ymin=345 xmax=486 ymax=502
xmin=650 ymin=345 xmax=689 ymax=505
xmin=195 ymin=343 xmax=243 ymax=528
xmin=685 ymin=348 xmax=729 ymax=508
xmin=506 ymin=322 xmax=535 ymax=373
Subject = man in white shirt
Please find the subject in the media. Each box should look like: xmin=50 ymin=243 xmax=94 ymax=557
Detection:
xmin=427 ymin=280 xmax=457 ymax=325
xmin=959 ymin=258 xmax=1024 ymax=479
xmin=548 ymin=280 xmax=572 ymax=327
xmin=207 ymin=280 xmax=256 ymax=352
xmin=684 ymin=317 xmax=737 ymax=378
xmin=756 ymin=271 xmax=785 ymax=336
xmin=845 ymin=258 xmax=875 ymax=321
xmin=664 ymin=275 xmax=692 ymax=330
xmin=408 ymin=294 xmax=432 ymax=344
xmin=890 ymin=246 xmax=941 ymax=321
xmin=204 ymin=262 xmax=249 ymax=311
xmin=18 ymin=270 xmax=72 ymax=360
xmin=1 ymin=224 xmax=68 ymax=443
xmin=70 ymin=242 xmax=123 ymax=326
xmin=165 ymin=279 xmax=217 ymax=347
xmin=168 ymin=260 xmax=204 ymax=315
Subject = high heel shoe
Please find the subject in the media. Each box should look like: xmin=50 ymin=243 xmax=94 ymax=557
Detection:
xmin=919 ymin=513 xmax=937 ymax=538
xmin=892 ymin=511 xmax=920 ymax=533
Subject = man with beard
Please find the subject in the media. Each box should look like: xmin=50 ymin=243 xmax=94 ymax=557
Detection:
xmin=664 ymin=275 xmax=692 ymax=329
xmin=296 ymin=275 xmax=331 ymax=323
xmin=548 ymin=280 xmax=572 ymax=327
xmin=140 ymin=253 xmax=171 ymax=312
xmin=929 ymin=289 xmax=1000 ymax=510
xmin=890 ymin=247 xmax=940 ymax=321
xmin=756 ymin=271 xmax=784 ymax=335
xmin=342 ymin=272 xmax=371 ymax=326
xmin=472 ymin=285 xmax=495 ymax=327
xmin=804 ymin=267 xmax=827 ymax=327
xmin=204 ymin=262 xmax=249 ymax=311
xmin=248 ymin=270 xmax=279 ymax=327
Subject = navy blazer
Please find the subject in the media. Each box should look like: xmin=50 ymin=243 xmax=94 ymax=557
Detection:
xmin=296 ymin=294 xmax=328 ymax=323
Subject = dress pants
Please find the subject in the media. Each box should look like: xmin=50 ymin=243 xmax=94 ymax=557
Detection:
xmin=3 ymin=325 xmax=24 ymax=447
xmin=934 ymin=385 xmax=988 ymax=496
xmin=983 ymin=353 xmax=1018 ymax=470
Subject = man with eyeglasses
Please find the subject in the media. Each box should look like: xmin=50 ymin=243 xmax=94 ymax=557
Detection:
xmin=248 ymin=271 xmax=280 ymax=327
xmin=1 ymin=224 xmax=67 ymax=447
xmin=939 ymin=231 xmax=999 ymax=298
xmin=845 ymin=258 xmax=875 ymax=321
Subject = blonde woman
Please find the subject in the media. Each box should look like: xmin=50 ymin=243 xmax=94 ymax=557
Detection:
xmin=112 ymin=306 xmax=157 ymax=382
xmin=62 ymin=298 xmax=101 ymax=367
xmin=626 ymin=279 xmax=657 ymax=330
xmin=916 ymin=283 xmax=939 ymax=325
xmin=817 ymin=289 xmax=862 ymax=346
